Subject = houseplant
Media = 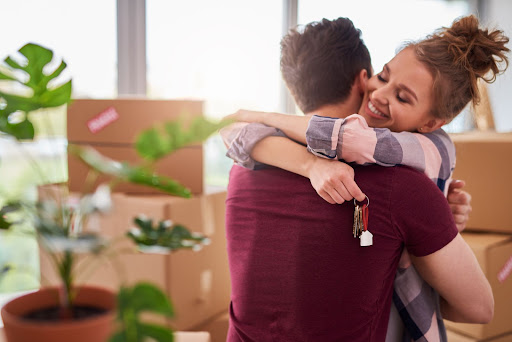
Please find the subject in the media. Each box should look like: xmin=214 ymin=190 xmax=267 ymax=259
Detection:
xmin=0 ymin=43 xmax=230 ymax=342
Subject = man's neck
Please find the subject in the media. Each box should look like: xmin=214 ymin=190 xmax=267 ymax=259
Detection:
xmin=307 ymin=96 xmax=361 ymax=119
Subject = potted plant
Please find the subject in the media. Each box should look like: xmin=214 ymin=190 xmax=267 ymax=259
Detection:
xmin=0 ymin=43 xmax=230 ymax=342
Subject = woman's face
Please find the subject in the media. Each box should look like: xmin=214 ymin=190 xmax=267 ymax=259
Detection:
xmin=358 ymin=48 xmax=437 ymax=132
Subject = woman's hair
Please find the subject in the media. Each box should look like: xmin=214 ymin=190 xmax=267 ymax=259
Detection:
xmin=407 ymin=15 xmax=509 ymax=122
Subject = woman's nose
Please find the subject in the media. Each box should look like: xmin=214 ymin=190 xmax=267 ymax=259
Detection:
xmin=371 ymin=85 xmax=390 ymax=106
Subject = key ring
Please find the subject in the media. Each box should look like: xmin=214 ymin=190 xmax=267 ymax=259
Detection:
xmin=354 ymin=195 xmax=369 ymax=207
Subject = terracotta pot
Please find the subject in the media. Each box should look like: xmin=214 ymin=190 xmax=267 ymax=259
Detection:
xmin=1 ymin=286 xmax=116 ymax=342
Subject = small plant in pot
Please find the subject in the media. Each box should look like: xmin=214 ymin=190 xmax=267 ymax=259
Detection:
xmin=0 ymin=43 xmax=230 ymax=342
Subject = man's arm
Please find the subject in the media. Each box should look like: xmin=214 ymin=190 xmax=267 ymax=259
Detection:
xmin=411 ymin=234 xmax=493 ymax=323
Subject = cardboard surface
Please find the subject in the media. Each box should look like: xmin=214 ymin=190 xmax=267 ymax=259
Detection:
xmin=194 ymin=312 xmax=230 ymax=342
xmin=444 ymin=232 xmax=512 ymax=339
xmin=66 ymin=98 xmax=204 ymax=195
xmin=174 ymin=332 xmax=211 ymax=342
xmin=39 ymin=190 xmax=231 ymax=330
xmin=450 ymin=132 xmax=512 ymax=233
xmin=447 ymin=329 xmax=512 ymax=342
xmin=67 ymin=99 xmax=203 ymax=144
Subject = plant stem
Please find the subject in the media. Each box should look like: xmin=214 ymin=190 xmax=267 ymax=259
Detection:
xmin=58 ymin=250 xmax=74 ymax=309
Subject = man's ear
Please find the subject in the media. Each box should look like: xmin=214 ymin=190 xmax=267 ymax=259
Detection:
xmin=419 ymin=118 xmax=446 ymax=133
xmin=356 ymin=69 xmax=368 ymax=95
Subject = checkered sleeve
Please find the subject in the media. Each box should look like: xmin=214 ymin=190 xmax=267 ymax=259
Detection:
xmin=220 ymin=122 xmax=286 ymax=170
xmin=306 ymin=114 xmax=456 ymax=193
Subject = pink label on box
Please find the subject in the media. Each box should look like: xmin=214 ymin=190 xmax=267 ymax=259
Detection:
xmin=87 ymin=106 xmax=120 ymax=134
xmin=498 ymin=255 xmax=512 ymax=283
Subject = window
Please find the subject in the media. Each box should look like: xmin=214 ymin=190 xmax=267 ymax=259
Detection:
xmin=0 ymin=0 xmax=116 ymax=294
xmin=147 ymin=0 xmax=284 ymax=186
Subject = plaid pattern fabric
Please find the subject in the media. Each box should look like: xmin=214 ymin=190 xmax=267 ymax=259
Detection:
xmin=306 ymin=114 xmax=455 ymax=196
xmin=220 ymin=115 xmax=456 ymax=341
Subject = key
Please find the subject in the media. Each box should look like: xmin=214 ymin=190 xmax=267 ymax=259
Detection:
xmin=353 ymin=205 xmax=360 ymax=238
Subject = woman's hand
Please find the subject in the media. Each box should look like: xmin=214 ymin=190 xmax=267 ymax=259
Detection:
xmin=225 ymin=109 xmax=267 ymax=124
xmin=447 ymin=180 xmax=472 ymax=232
xmin=306 ymin=158 xmax=365 ymax=204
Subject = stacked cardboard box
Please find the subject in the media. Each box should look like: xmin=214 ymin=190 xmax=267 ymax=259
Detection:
xmin=445 ymin=132 xmax=512 ymax=340
xmin=450 ymin=132 xmax=512 ymax=234
xmin=193 ymin=312 xmax=230 ymax=342
xmin=40 ymin=99 xmax=231 ymax=331
xmin=67 ymin=99 xmax=204 ymax=194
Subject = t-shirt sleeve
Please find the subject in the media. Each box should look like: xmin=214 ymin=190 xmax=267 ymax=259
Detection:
xmin=221 ymin=122 xmax=286 ymax=170
xmin=390 ymin=166 xmax=458 ymax=257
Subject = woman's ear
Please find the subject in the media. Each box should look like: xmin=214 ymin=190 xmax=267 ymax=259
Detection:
xmin=419 ymin=118 xmax=446 ymax=133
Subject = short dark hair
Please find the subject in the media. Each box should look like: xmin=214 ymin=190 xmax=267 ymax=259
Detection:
xmin=280 ymin=18 xmax=372 ymax=113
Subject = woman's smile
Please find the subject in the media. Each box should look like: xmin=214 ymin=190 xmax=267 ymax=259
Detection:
xmin=366 ymin=100 xmax=388 ymax=120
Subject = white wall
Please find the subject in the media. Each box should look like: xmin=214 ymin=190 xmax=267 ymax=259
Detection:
xmin=483 ymin=0 xmax=512 ymax=132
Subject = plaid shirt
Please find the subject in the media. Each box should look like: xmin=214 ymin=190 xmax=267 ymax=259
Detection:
xmin=220 ymin=114 xmax=456 ymax=342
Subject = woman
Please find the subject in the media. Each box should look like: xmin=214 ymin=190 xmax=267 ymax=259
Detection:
xmin=223 ymin=15 xmax=509 ymax=341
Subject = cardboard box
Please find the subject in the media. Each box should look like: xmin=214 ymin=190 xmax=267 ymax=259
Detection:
xmin=444 ymin=232 xmax=512 ymax=339
xmin=67 ymin=99 xmax=204 ymax=194
xmin=39 ymin=190 xmax=231 ymax=330
xmin=194 ymin=312 xmax=229 ymax=342
xmin=450 ymin=132 xmax=512 ymax=233
xmin=174 ymin=332 xmax=211 ymax=342
xmin=447 ymin=329 xmax=512 ymax=342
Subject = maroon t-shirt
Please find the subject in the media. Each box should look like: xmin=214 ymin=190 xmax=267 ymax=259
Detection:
xmin=225 ymin=164 xmax=457 ymax=342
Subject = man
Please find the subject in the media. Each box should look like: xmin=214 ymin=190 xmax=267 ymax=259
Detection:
xmin=224 ymin=18 xmax=480 ymax=341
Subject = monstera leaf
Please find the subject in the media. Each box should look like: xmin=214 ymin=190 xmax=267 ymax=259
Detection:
xmin=136 ymin=116 xmax=233 ymax=161
xmin=68 ymin=145 xmax=192 ymax=198
xmin=0 ymin=43 xmax=72 ymax=140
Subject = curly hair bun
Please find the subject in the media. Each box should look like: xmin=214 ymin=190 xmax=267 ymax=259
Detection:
xmin=445 ymin=15 xmax=509 ymax=83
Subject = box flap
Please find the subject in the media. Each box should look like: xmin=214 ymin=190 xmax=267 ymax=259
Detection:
xmin=450 ymin=131 xmax=512 ymax=143
xmin=461 ymin=233 xmax=512 ymax=251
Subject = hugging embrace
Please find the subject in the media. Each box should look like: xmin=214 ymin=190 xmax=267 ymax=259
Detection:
xmin=222 ymin=15 xmax=509 ymax=342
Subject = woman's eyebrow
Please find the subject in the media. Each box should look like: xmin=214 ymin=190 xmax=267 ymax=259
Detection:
xmin=398 ymin=84 xmax=418 ymax=101
xmin=386 ymin=64 xmax=418 ymax=102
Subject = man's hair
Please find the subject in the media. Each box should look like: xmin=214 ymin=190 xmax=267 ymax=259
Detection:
xmin=280 ymin=17 xmax=372 ymax=113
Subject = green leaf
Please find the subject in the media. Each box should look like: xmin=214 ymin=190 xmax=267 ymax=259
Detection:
xmin=138 ymin=322 xmax=174 ymax=342
xmin=125 ymin=167 xmax=191 ymax=198
xmin=0 ymin=43 xmax=72 ymax=139
xmin=131 ymin=283 xmax=174 ymax=317
xmin=128 ymin=217 xmax=209 ymax=252
xmin=107 ymin=332 xmax=126 ymax=342
xmin=69 ymin=145 xmax=191 ymax=198
xmin=135 ymin=116 xmax=233 ymax=161
xmin=111 ymin=283 xmax=175 ymax=342
xmin=0 ymin=203 xmax=22 ymax=230
xmin=0 ymin=117 xmax=35 ymax=140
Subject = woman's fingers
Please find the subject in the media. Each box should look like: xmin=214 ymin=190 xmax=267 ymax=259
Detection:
xmin=317 ymin=189 xmax=337 ymax=204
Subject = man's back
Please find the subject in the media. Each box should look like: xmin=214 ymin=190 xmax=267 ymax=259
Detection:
xmin=225 ymin=164 xmax=457 ymax=342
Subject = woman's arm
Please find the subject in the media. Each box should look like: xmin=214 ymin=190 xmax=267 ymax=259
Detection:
xmin=227 ymin=110 xmax=456 ymax=193
xmin=227 ymin=109 xmax=310 ymax=145
xmin=251 ymin=136 xmax=365 ymax=203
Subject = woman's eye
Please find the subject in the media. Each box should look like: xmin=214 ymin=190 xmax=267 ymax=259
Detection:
xmin=377 ymin=75 xmax=387 ymax=82
xmin=396 ymin=94 xmax=408 ymax=103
